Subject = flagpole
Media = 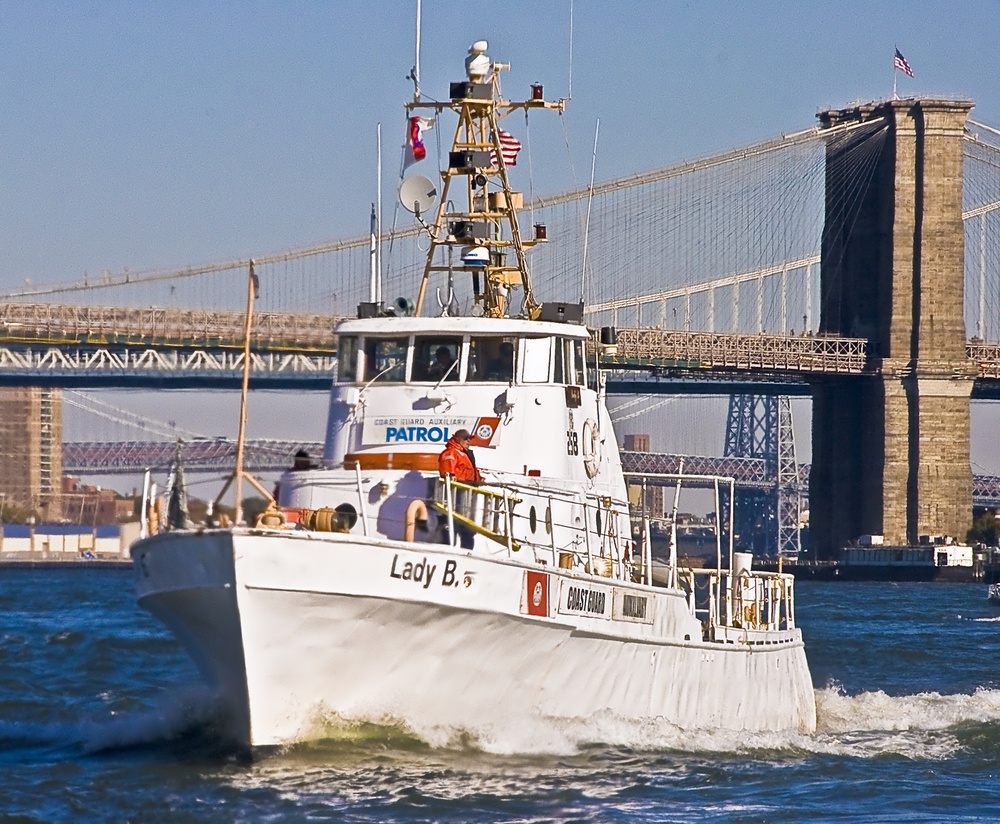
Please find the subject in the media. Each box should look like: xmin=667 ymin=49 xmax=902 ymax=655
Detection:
xmin=413 ymin=0 xmax=421 ymax=102
xmin=376 ymin=122 xmax=383 ymax=304
xmin=892 ymin=45 xmax=897 ymax=100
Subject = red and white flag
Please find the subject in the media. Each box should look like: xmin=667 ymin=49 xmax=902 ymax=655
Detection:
xmin=403 ymin=116 xmax=434 ymax=170
xmin=490 ymin=128 xmax=522 ymax=167
xmin=894 ymin=48 xmax=913 ymax=77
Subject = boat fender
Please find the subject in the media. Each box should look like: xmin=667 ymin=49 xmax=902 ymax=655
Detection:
xmin=405 ymin=499 xmax=430 ymax=542
xmin=582 ymin=418 xmax=601 ymax=479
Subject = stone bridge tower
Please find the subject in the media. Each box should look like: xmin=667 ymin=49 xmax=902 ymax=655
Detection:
xmin=811 ymin=98 xmax=975 ymax=558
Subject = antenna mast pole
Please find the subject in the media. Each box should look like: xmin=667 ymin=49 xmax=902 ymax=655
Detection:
xmin=580 ymin=118 xmax=600 ymax=303
xmin=376 ymin=122 xmax=383 ymax=303
xmin=408 ymin=54 xmax=565 ymax=318
xmin=412 ymin=0 xmax=422 ymax=101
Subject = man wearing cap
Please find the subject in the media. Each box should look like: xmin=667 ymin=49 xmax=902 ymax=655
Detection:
xmin=438 ymin=429 xmax=482 ymax=484
xmin=438 ymin=429 xmax=482 ymax=550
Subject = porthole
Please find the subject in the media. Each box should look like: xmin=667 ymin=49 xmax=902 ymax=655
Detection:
xmin=529 ymin=505 xmax=537 ymax=533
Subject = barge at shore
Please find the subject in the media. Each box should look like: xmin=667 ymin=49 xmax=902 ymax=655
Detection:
xmin=756 ymin=537 xmax=988 ymax=582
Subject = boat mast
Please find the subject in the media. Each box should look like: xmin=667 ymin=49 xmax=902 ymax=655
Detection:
xmin=213 ymin=260 xmax=275 ymax=526
xmin=233 ymin=260 xmax=256 ymax=526
xmin=408 ymin=42 xmax=565 ymax=319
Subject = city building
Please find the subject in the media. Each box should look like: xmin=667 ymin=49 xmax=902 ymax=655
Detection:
xmin=62 ymin=476 xmax=135 ymax=526
xmin=0 ymin=387 xmax=62 ymax=520
xmin=623 ymin=433 xmax=665 ymax=517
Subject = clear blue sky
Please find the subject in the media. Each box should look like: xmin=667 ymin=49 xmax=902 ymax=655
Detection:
xmin=8 ymin=0 xmax=1000 ymax=491
xmin=1 ymin=0 xmax=996 ymax=291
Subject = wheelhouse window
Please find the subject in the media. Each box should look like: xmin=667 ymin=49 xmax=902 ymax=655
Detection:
xmin=552 ymin=337 xmax=585 ymax=385
xmin=363 ymin=337 xmax=408 ymax=382
xmin=337 ymin=335 xmax=358 ymax=383
xmin=469 ymin=336 xmax=516 ymax=382
xmin=569 ymin=339 xmax=585 ymax=385
xmin=522 ymin=337 xmax=552 ymax=383
xmin=412 ymin=337 xmax=462 ymax=382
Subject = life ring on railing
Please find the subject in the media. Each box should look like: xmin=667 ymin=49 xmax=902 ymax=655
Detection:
xmin=582 ymin=418 xmax=601 ymax=479
xmin=404 ymin=499 xmax=430 ymax=542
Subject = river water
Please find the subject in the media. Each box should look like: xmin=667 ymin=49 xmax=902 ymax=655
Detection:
xmin=2 ymin=567 xmax=1000 ymax=822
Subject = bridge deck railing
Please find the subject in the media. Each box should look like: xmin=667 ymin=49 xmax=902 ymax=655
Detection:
xmin=0 ymin=303 xmax=342 ymax=350
xmin=605 ymin=329 xmax=868 ymax=373
xmin=14 ymin=303 xmax=1000 ymax=380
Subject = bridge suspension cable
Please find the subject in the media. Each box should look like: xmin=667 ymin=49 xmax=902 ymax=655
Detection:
xmin=610 ymin=395 xmax=679 ymax=424
xmin=4 ymin=115 xmax=1000 ymax=347
xmin=64 ymin=391 xmax=205 ymax=441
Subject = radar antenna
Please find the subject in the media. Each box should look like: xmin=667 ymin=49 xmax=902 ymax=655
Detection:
xmin=403 ymin=41 xmax=565 ymax=319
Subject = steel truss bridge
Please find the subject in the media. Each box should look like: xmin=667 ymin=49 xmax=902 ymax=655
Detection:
xmin=3 ymin=116 xmax=1000 ymax=393
xmin=0 ymin=304 xmax=337 ymax=389
xmin=9 ymin=307 xmax=1000 ymax=399
xmin=61 ymin=439 xmax=1000 ymax=511
xmin=62 ymin=438 xmax=325 ymax=475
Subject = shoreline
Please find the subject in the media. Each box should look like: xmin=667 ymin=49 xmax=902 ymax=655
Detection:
xmin=0 ymin=555 xmax=131 ymax=570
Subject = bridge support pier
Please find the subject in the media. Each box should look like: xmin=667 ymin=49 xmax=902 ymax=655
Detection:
xmin=811 ymin=98 xmax=976 ymax=558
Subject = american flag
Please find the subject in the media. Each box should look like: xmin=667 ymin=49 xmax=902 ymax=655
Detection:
xmin=894 ymin=48 xmax=913 ymax=78
xmin=490 ymin=129 xmax=522 ymax=166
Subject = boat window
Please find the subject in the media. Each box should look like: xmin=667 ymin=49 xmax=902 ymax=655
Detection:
xmin=553 ymin=338 xmax=565 ymax=384
xmin=412 ymin=337 xmax=462 ymax=382
xmin=337 ymin=335 xmax=358 ymax=383
xmin=554 ymin=338 xmax=583 ymax=385
xmin=522 ymin=337 xmax=551 ymax=383
xmin=469 ymin=337 xmax=516 ymax=381
xmin=569 ymin=339 xmax=585 ymax=385
xmin=363 ymin=337 xmax=408 ymax=382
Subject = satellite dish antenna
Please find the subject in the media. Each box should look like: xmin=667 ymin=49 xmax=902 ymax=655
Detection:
xmin=399 ymin=174 xmax=437 ymax=216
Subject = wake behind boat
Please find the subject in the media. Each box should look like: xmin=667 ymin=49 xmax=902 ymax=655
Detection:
xmin=131 ymin=41 xmax=816 ymax=750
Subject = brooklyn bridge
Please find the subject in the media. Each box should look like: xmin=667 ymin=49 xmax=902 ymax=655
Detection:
xmin=4 ymin=97 xmax=1000 ymax=559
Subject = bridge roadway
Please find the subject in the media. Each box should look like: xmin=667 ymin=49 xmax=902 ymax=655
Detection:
xmin=0 ymin=303 xmax=338 ymax=389
xmin=6 ymin=301 xmax=1000 ymax=394
xmin=62 ymin=440 xmax=1000 ymax=509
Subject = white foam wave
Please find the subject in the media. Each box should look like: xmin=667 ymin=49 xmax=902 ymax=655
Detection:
xmin=816 ymin=684 xmax=1000 ymax=733
xmin=301 ymin=685 xmax=1000 ymax=760
xmin=799 ymin=684 xmax=1000 ymax=760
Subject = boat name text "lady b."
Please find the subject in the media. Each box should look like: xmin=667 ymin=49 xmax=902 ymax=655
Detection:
xmin=389 ymin=553 xmax=463 ymax=589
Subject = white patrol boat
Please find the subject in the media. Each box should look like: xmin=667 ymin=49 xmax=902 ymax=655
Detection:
xmin=132 ymin=41 xmax=817 ymax=750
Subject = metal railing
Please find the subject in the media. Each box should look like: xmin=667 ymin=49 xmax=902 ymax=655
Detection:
xmin=0 ymin=303 xmax=341 ymax=351
xmin=432 ymin=476 xmax=631 ymax=576
xmin=604 ymin=329 xmax=869 ymax=373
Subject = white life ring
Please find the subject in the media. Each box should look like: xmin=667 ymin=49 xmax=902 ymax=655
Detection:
xmin=582 ymin=418 xmax=601 ymax=479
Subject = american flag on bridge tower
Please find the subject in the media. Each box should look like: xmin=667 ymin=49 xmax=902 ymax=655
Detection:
xmin=490 ymin=128 xmax=522 ymax=166
xmin=894 ymin=48 xmax=914 ymax=77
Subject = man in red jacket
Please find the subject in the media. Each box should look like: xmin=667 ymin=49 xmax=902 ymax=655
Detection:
xmin=438 ymin=429 xmax=481 ymax=549
xmin=438 ymin=429 xmax=482 ymax=485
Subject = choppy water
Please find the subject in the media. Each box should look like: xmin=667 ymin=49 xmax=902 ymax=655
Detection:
xmin=3 ymin=568 xmax=1000 ymax=822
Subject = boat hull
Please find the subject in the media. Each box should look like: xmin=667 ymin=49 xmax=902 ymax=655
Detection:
xmin=134 ymin=529 xmax=816 ymax=749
